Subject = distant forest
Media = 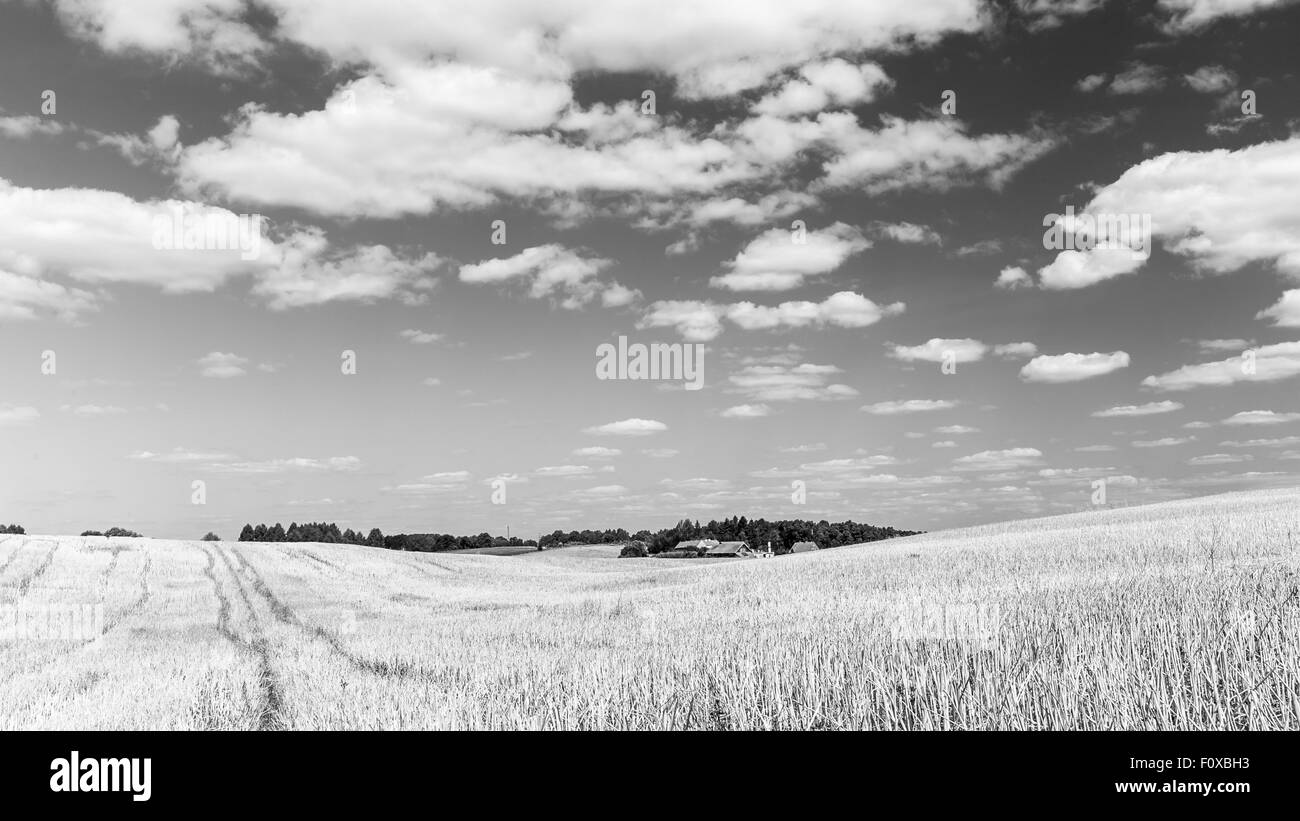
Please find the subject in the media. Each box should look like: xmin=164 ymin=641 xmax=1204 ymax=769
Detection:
xmin=236 ymin=516 xmax=920 ymax=555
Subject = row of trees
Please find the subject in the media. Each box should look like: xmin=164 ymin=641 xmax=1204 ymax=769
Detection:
xmin=538 ymin=528 xmax=642 ymax=548
xmin=80 ymin=527 xmax=143 ymax=538
xmin=647 ymin=516 xmax=920 ymax=553
xmin=1 ymin=524 xmax=25 ymax=534
xmin=534 ymin=517 xmax=919 ymax=554
xmin=237 ymin=521 xmax=537 ymax=552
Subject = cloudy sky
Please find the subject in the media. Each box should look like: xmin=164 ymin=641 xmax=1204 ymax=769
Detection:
xmin=2 ymin=0 xmax=1300 ymax=539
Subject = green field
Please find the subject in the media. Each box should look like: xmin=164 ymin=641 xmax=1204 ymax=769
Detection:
xmin=2 ymin=487 xmax=1297 ymax=729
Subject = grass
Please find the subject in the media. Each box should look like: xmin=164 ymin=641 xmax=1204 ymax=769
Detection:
xmin=1 ymin=487 xmax=1297 ymax=729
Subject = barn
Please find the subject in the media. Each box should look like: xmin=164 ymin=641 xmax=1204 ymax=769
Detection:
xmin=790 ymin=541 xmax=820 ymax=553
xmin=706 ymin=541 xmax=755 ymax=557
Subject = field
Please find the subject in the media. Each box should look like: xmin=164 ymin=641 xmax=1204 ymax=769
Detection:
xmin=2 ymin=487 xmax=1298 ymax=730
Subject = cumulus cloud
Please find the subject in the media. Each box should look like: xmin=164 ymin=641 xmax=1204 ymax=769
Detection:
xmin=754 ymin=59 xmax=892 ymax=117
xmin=1142 ymin=341 xmax=1300 ymax=390
xmin=639 ymin=291 xmax=904 ymax=342
xmin=197 ymin=352 xmax=248 ymax=379
xmin=1222 ymin=410 xmax=1300 ymax=426
xmin=0 ymin=405 xmax=40 ymax=426
xmin=1182 ymin=65 xmax=1237 ymax=93
xmin=1257 ymin=289 xmax=1300 ymax=327
xmin=887 ymin=338 xmax=988 ymax=364
xmin=1093 ymin=401 xmax=1184 ymax=417
xmin=1039 ymin=137 xmax=1300 ymax=289
xmin=1020 ymin=351 xmax=1130 ymax=383
xmin=861 ymin=399 xmax=958 ymax=415
xmin=952 ymin=447 xmax=1044 ymax=471
xmin=728 ymin=361 xmax=857 ymax=402
xmin=710 ymin=223 xmax=869 ymax=292
xmin=583 ymin=418 xmax=668 ymax=436
xmin=720 ymin=403 xmax=772 ymax=418
xmin=0 ymin=180 xmax=442 ymax=314
xmin=995 ymin=265 xmax=1033 ymax=290
xmin=993 ymin=341 xmax=1039 ymax=359
xmin=459 ymin=244 xmax=635 ymax=309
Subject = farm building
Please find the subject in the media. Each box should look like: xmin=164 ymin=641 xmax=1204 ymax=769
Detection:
xmin=706 ymin=541 xmax=755 ymax=557
xmin=675 ymin=539 xmax=719 ymax=552
xmin=790 ymin=541 xmax=820 ymax=553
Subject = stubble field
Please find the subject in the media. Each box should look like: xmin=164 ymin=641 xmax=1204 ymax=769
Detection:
xmin=2 ymin=487 xmax=1297 ymax=730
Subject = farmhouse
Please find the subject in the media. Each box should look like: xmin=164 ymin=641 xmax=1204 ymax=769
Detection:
xmin=706 ymin=541 xmax=755 ymax=558
xmin=675 ymin=539 xmax=719 ymax=552
xmin=791 ymin=541 xmax=820 ymax=553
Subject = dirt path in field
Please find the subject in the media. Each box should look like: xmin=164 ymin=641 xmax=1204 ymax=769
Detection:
xmin=231 ymin=546 xmax=455 ymax=684
xmin=202 ymin=543 xmax=287 ymax=731
xmin=12 ymin=539 xmax=59 ymax=595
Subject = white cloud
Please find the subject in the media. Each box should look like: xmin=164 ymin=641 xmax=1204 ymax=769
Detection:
xmin=993 ymin=341 xmax=1039 ymax=359
xmin=1188 ymin=453 xmax=1253 ymax=466
xmin=0 ymin=405 xmax=40 ymax=426
xmin=710 ymin=223 xmax=869 ymax=292
xmin=721 ymin=403 xmax=772 ymax=418
xmin=1198 ymin=338 xmax=1253 ymax=353
xmin=1133 ymin=436 xmax=1194 ymax=447
xmin=639 ymin=291 xmax=904 ymax=342
xmin=399 ymin=329 xmax=444 ymax=344
xmin=729 ymin=362 xmax=856 ymax=402
xmin=1093 ymin=401 xmax=1183 ymax=417
xmin=197 ymin=351 xmax=248 ymax=379
xmin=0 ymin=268 xmax=98 ymax=322
xmin=1158 ymin=0 xmax=1298 ymax=31
xmin=754 ymin=59 xmax=891 ymax=117
xmin=995 ymin=265 xmax=1033 ymax=290
xmin=1142 ymin=341 xmax=1300 ymax=390
xmin=459 ymin=244 xmax=634 ymax=309
xmin=1041 ymin=137 xmax=1300 ymax=289
xmin=1108 ymin=63 xmax=1165 ymax=95
xmin=63 ymin=404 xmax=127 ymax=416
xmin=573 ymin=446 xmax=621 ymax=458
xmin=935 ymin=425 xmax=979 ymax=434
xmin=583 ymin=418 xmax=668 ymax=436
xmin=1182 ymin=65 xmax=1237 ymax=93
xmin=871 ymin=221 xmax=941 ymax=245
xmin=888 ymin=338 xmax=988 ymax=364
xmin=1221 ymin=436 xmax=1300 ymax=447
xmin=0 ymin=180 xmax=441 ymax=313
xmin=1257 ymin=289 xmax=1300 ymax=327
xmin=1222 ymin=410 xmax=1300 ymax=426
xmin=952 ymin=448 xmax=1044 ymax=471
xmin=208 ymin=456 xmax=362 ymax=474
xmin=861 ymin=399 xmax=958 ymax=415
xmin=1020 ymin=351 xmax=1130 ymax=383
xmin=130 ymin=447 xmax=235 ymax=463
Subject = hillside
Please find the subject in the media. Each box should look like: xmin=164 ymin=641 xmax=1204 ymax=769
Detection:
xmin=1 ymin=487 xmax=1297 ymax=729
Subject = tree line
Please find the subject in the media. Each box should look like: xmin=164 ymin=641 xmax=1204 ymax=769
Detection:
xmin=237 ymin=521 xmax=537 ymax=551
xmin=541 ymin=516 xmax=920 ymax=554
xmin=1 ymin=524 xmax=25 ymax=534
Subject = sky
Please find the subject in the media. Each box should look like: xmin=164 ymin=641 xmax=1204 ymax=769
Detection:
xmin=2 ymin=0 xmax=1300 ymax=540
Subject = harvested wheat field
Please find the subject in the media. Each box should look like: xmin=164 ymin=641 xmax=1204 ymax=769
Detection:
xmin=2 ymin=487 xmax=1297 ymax=730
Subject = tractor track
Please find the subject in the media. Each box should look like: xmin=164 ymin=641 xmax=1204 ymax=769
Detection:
xmin=11 ymin=539 xmax=59 ymax=596
xmin=203 ymin=544 xmax=287 ymax=731
xmin=231 ymin=546 xmax=455 ymax=684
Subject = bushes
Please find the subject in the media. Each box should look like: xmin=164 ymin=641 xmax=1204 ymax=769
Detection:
xmin=1 ymin=524 xmax=26 ymax=534
xmin=201 ymin=532 xmax=221 ymax=541
xmin=619 ymin=541 xmax=648 ymax=558
xmin=80 ymin=531 xmax=103 ymax=537
xmin=80 ymin=527 xmax=142 ymax=538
